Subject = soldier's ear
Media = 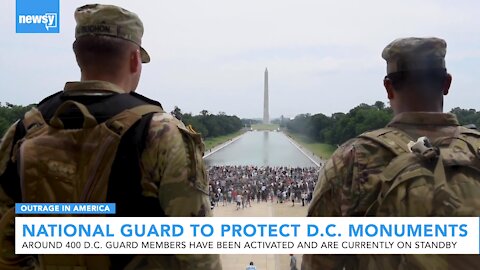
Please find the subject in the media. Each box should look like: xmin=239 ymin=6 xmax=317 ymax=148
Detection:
xmin=384 ymin=76 xmax=395 ymax=100
xmin=442 ymin=73 xmax=452 ymax=96
xmin=129 ymin=49 xmax=141 ymax=74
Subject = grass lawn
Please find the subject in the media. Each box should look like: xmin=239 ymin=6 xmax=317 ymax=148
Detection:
xmin=203 ymin=130 xmax=245 ymax=150
xmin=251 ymin=123 xmax=280 ymax=131
xmin=286 ymin=132 xmax=336 ymax=159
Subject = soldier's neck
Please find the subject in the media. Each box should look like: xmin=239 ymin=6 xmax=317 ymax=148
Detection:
xmin=394 ymin=105 xmax=443 ymax=115
xmin=80 ymin=73 xmax=131 ymax=93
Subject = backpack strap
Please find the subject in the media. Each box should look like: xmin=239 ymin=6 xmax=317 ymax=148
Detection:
xmin=432 ymin=126 xmax=480 ymax=169
xmin=358 ymin=127 xmax=413 ymax=156
xmin=49 ymin=100 xmax=98 ymax=129
xmin=360 ymin=127 xmax=421 ymax=216
xmin=431 ymin=149 xmax=462 ymax=215
xmin=104 ymin=105 xmax=165 ymax=270
xmin=363 ymin=126 xmax=469 ymax=216
xmin=432 ymin=126 xmax=480 ymax=215
xmin=37 ymin=91 xmax=163 ymax=127
xmin=128 ymin=104 xmax=165 ymax=116
xmin=106 ymin=105 xmax=164 ymax=136
xmin=454 ymin=126 xmax=480 ymax=159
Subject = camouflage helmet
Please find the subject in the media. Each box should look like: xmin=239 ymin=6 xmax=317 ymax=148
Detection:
xmin=382 ymin=37 xmax=446 ymax=74
xmin=74 ymin=4 xmax=150 ymax=63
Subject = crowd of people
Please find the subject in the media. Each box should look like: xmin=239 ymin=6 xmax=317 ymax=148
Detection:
xmin=208 ymin=165 xmax=319 ymax=209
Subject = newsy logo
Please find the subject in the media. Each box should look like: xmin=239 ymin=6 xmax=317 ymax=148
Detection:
xmin=16 ymin=0 xmax=60 ymax=33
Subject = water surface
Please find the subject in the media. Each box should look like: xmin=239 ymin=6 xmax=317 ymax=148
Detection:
xmin=204 ymin=131 xmax=316 ymax=167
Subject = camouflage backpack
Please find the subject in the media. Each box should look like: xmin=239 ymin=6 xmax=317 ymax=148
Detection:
xmin=0 ymin=100 xmax=163 ymax=270
xmin=358 ymin=126 xmax=480 ymax=270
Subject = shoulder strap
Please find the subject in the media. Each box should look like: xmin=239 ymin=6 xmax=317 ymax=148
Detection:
xmin=105 ymin=105 xmax=164 ymax=270
xmin=361 ymin=127 xmax=420 ymax=216
xmin=358 ymin=127 xmax=413 ymax=156
xmin=105 ymin=105 xmax=164 ymax=136
xmin=128 ymin=104 xmax=165 ymax=116
xmin=122 ymin=105 xmax=164 ymax=147
xmin=454 ymin=126 xmax=480 ymax=159
xmin=104 ymin=104 xmax=165 ymax=213
xmin=38 ymin=92 xmax=164 ymax=126
xmin=431 ymin=142 xmax=463 ymax=216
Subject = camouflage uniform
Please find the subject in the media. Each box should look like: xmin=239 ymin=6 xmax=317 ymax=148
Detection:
xmin=0 ymin=81 xmax=222 ymax=269
xmin=302 ymin=37 xmax=480 ymax=270
xmin=0 ymin=4 xmax=221 ymax=270
xmin=302 ymin=112 xmax=468 ymax=269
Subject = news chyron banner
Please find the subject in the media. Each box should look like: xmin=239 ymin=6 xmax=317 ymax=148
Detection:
xmin=15 ymin=203 xmax=480 ymax=254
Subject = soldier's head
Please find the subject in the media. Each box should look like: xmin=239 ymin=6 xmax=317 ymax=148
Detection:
xmin=72 ymin=4 xmax=150 ymax=92
xmin=382 ymin=37 xmax=452 ymax=114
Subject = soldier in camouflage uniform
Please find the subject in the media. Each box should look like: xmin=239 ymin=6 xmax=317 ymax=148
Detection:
xmin=302 ymin=37 xmax=480 ymax=269
xmin=0 ymin=4 xmax=221 ymax=270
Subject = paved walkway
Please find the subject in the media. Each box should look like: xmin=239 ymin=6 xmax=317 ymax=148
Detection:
xmin=213 ymin=201 xmax=308 ymax=270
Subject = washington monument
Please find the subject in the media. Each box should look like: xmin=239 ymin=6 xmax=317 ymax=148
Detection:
xmin=263 ymin=67 xmax=269 ymax=124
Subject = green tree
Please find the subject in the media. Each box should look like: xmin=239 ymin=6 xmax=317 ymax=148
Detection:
xmin=173 ymin=107 xmax=243 ymax=139
xmin=286 ymin=101 xmax=394 ymax=145
xmin=0 ymin=103 xmax=35 ymax=137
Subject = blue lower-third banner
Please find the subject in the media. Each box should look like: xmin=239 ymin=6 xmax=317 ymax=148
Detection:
xmin=15 ymin=217 xmax=480 ymax=254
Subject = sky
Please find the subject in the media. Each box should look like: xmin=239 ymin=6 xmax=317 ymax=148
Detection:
xmin=1 ymin=0 xmax=480 ymax=119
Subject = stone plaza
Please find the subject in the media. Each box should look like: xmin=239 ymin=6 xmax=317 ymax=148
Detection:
xmin=213 ymin=201 xmax=308 ymax=270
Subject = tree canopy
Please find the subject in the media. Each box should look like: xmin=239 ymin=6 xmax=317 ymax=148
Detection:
xmin=171 ymin=106 xmax=243 ymax=138
xmin=1 ymin=102 xmax=480 ymax=142
xmin=286 ymin=101 xmax=480 ymax=146
xmin=0 ymin=103 xmax=35 ymax=137
xmin=0 ymin=103 xmax=244 ymax=139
